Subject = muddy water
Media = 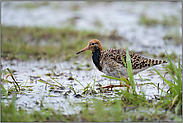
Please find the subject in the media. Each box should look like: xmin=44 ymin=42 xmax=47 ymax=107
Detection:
xmin=1 ymin=59 xmax=169 ymax=114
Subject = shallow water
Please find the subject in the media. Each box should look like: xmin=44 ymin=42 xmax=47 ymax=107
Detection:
xmin=1 ymin=59 xmax=170 ymax=114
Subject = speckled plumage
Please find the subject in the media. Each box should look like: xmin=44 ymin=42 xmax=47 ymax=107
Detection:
xmin=76 ymin=39 xmax=167 ymax=78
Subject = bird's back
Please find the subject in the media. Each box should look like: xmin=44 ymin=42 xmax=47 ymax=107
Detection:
xmin=99 ymin=48 xmax=167 ymax=77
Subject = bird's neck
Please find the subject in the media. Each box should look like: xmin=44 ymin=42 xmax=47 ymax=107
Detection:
xmin=92 ymin=49 xmax=102 ymax=71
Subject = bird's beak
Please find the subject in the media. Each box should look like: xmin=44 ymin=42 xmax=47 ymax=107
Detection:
xmin=76 ymin=46 xmax=88 ymax=54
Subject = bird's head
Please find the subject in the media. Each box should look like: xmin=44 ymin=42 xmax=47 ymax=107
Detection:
xmin=76 ymin=39 xmax=102 ymax=54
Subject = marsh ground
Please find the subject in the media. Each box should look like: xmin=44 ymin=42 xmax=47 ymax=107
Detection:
xmin=1 ymin=1 xmax=182 ymax=122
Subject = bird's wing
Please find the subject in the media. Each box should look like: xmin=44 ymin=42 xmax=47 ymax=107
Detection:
xmin=101 ymin=48 xmax=166 ymax=70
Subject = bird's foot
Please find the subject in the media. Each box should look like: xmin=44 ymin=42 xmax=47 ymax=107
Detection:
xmin=101 ymin=84 xmax=130 ymax=92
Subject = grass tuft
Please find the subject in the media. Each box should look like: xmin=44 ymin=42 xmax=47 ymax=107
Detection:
xmin=1 ymin=25 xmax=114 ymax=61
xmin=152 ymin=50 xmax=182 ymax=115
xmin=139 ymin=14 xmax=180 ymax=27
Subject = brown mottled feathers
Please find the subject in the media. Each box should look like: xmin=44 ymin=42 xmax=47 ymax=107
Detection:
xmin=76 ymin=39 xmax=167 ymax=78
xmin=101 ymin=48 xmax=167 ymax=69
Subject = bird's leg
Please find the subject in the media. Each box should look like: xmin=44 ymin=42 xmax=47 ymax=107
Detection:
xmin=101 ymin=78 xmax=130 ymax=92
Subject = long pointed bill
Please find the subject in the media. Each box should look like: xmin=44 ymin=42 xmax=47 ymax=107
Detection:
xmin=76 ymin=46 xmax=88 ymax=54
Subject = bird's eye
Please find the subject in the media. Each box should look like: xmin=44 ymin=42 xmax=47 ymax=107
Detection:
xmin=91 ymin=43 xmax=95 ymax=45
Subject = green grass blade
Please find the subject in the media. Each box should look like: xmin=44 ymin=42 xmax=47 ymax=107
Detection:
xmin=171 ymin=94 xmax=179 ymax=108
xmin=126 ymin=48 xmax=135 ymax=92
xmin=177 ymin=58 xmax=182 ymax=90
xmin=165 ymin=50 xmax=178 ymax=78
xmin=175 ymin=100 xmax=182 ymax=115
xmin=101 ymin=75 xmax=121 ymax=80
xmin=152 ymin=66 xmax=178 ymax=95
xmin=38 ymin=79 xmax=60 ymax=87
xmin=70 ymin=76 xmax=85 ymax=88
xmin=48 ymin=76 xmax=62 ymax=86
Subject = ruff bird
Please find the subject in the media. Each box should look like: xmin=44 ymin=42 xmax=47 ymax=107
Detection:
xmin=76 ymin=39 xmax=167 ymax=89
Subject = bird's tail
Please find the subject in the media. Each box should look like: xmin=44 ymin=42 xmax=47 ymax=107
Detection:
xmin=147 ymin=59 xmax=167 ymax=66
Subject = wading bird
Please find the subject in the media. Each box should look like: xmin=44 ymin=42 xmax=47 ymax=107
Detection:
xmin=76 ymin=39 xmax=167 ymax=90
